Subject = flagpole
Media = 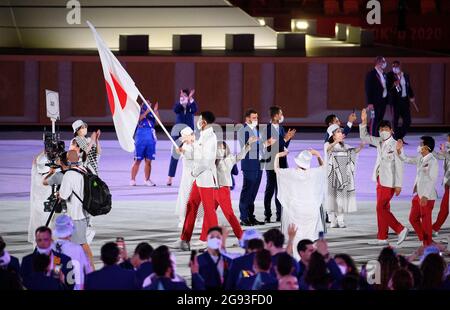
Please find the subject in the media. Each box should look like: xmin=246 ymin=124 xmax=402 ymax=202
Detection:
xmin=137 ymin=92 xmax=179 ymax=149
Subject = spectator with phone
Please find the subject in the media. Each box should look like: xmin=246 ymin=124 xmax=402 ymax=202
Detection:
xmin=324 ymin=112 xmax=357 ymax=142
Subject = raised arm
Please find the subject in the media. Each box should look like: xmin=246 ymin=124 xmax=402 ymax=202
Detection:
xmin=359 ymin=108 xmax=380 ymax=145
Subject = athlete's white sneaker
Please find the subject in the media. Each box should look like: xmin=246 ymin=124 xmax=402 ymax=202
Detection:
xmin=397 ymin=227 xmax=409 ymax=245
xmin=144 ymin=180 xmax=156 ymax=187
xmin=129 ymin=180 xmax=136 ymax=186
xmin=368 ymin=239 xmax=389 ymax=246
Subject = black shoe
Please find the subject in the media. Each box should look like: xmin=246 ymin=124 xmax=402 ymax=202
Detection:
xmin=402 ymin=140 xmax=409 ymax=145
xmin=240 ymin=219 xmax=254 ymax=226
xmin=276 ymin=217 xmax=281 ymax=222
xmin=265 ymin=217 xmax=271 ymax=223
xmin=326 ymin=213 xmax=331 ymax=224
xmin=251 ymin=218 xmax=265 ymax=226
xmin=369 ymin=144 xmax=376 ymax=148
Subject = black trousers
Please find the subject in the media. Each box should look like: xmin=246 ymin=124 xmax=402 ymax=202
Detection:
xmin=370 ymin=98 xmax=388 ymax=136
xmin=393 ymin=97 xmax=411 ymax=141
xmin=264 ymin=170 xmax=282 ymax=220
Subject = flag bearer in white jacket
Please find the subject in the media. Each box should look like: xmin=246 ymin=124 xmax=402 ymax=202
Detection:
xmin=359 ymin=108 xmax=408 ymax=246
xmin=397 ymin=136 xmax=439 ymax=246
xmin=179 ymin=111 xmax=219 ymax=250
xmin=432 ymin=134 xmax=450 ymax=236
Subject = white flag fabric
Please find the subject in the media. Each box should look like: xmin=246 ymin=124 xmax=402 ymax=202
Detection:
xmin=87 ymin=21 xmax=140 ymax=152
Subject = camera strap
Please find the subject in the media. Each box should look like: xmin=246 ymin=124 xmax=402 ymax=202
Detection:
xmin=72 ymin=191 xmax=84 ymax=204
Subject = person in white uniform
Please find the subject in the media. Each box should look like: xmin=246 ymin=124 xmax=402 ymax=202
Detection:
xmin=275 ymin=149 xmax=326 ymax=261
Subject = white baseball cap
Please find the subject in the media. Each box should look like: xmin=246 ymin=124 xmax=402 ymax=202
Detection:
xmin=72 ymin=120 xmax=87 ymax=133
xmin=294 ymin=150 xmax=312 ymax=169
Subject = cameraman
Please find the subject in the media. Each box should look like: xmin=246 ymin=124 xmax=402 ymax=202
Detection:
xmin=58 ymin=150 xmax=94 ymax=269
xmin=42 ymin=151 xmax=69 ymax=187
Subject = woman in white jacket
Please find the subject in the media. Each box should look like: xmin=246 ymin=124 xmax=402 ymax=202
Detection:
xmin=199 ymin=136 xmax=258 ymax=241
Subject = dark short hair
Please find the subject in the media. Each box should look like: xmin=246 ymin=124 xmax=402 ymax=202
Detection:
xmin=207 ymin=226 xmax=222 ymax=235
xmin=297 ymin=239 xmax=313 ymax=254
xmin=181 ymin=89 xmax=190 ymax=96
xmin=244 ymin=108 xmax=258 ymax=118
xmin=247 ymin=239 xmax=264 ymax=251
xmin=269 ymin=106 xmax=282 ymax=118
xmin=325 ymin=114 xmax=337 ymax=126
xmin=32 ymin=253 xmax=51 ymax=273
xmin=134 ymin=242 xmax=154 ymax=260
xmin=391 ymin=269 xmax=414 ymax=290
xmin=60 ymin=151 xmax=69 ymax=166
xmin=392 ymin=60 xmax=401 ymax=66
xmin=378 ymin=120 xmax=392 ymax=130
xmin=421 ymin=136 xmax=435 ymax=152
xmin=263 ymin=228 xmax=285 ymax=248
xmin=151 ymin=246 xmax=172 ymax=277
xmin=35 ymin=226 xmax=52 ymax=236
xmin=276 ymin=252 xmax=294 ymax=276
xmin=101 ymin=242 xmax=120 ymax=266
xmin=200 ymin=111 xmax=215 ymax=124
xmin=254 ymin=249 xmax=272 ymax=271
xmin=0 ymin=236 xmax=5 ymax=252
xmin=375 ymin=56 xmax=385 ymax=64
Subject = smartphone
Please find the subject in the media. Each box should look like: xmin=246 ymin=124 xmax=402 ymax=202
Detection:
xmin=318 ymin=231 xmax=324 ymax=240
xmin=116 ymin=237 xmax=125 ymax=250
xmin=190 ymin=250 xmax=197 ymax=262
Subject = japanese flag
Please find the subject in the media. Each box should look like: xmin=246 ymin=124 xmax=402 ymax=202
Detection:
xmin=87 ymin=21 xmax=140 ymax=152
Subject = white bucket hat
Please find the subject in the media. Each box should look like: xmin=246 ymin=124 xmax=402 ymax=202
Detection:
xmin=72 ymin=120 xmax=87 ymax=133
xmin=54 ymin=215 xmax=74 ymax=239
xmin=326 ymin=124 xmax=340 ymax=138
xmin=294 ymin=150 xmax=312 ymax=169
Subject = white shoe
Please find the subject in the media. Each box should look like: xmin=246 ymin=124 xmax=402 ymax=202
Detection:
xmin=129 ymin=180 xmax=136 ymax=186
xmin=144 ymin=180 xmax=156 ymax=187
xmin=338 ymin=221 xmax=346 ymax=228
xmin=432 ymin=230 xmax=439 ymax=238
xmin=168 ymin=240 xmax=190 ymax=251
xmin=397 ymin=227 xmax=409 ymax=245
xmin=368 ymin=239 xmax=389 ymax=246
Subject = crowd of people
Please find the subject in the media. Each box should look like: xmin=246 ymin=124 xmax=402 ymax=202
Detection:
xmin=2 ymin=56 xmax=449 ymax=291
xmin=1 ymin=225 xmax=449 ymax=290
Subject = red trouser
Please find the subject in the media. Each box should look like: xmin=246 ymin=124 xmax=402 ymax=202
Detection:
xmin=199 ymin=186 xmax=243 ymax=241
xmin=409 ymin=195 xmax=435 ymax=246
xmin=181 ymin=181 xmax=218 ymax=242
xmin=432 ymin=185 xmax=449 ymax=232
xmin=376 ymin=179 xmax=404 ymax=240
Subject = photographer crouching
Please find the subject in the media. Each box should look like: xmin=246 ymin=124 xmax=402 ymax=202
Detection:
xmin=58 ymin=150 xmax=95 ymax=269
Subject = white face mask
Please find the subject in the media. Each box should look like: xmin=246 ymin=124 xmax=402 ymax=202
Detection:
xmin=36 ymin=246 xmax=52 ymax=255
xmin=417 ymin=145 xmax=423 ymax=154
xmin=0 ymin=250 xmax=11 ymax=267
xmin=207 ymin=237 xmax=222 ymax=250
xmin=217 ymin=149 xmax=226 ymax=158
xmin=279 ymin=115 xmax=284 ymax=124
xmin=379 ymin=131 xmax=391 ymax=140
xmin=250 ymin=120 xmax=258 ymax=128
xmin=197 ymin=118 xmax=204 ymax=130
xmin=338 ymin=264 xmax=347 ymax=275
xmin=381 ymin=62 xmax=387 ymax=70
xmin=180 ymin=97 xmax=188 ymax=105
xmin=393 ymin=67 xmax=400 ymax=74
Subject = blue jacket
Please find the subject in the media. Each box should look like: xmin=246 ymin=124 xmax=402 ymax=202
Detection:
xmin=26 ymin=272 xmax=65 ymax=290
xmin=225 ymin=252 xmax=256 ymax=290
xmin=238 ymin=125 xmax=262 ymax=172
xmin=6 ymin=255 xmax=20 ymax=274
xmin=197 ymin=251 xmax=232 ymax=290
xmin=20 ymin=249 xmax=73 ymax=290
xmin=236 ymin=271 xmax=277 ymax=290
xmin=261 ymin=124 xmax=291 ymax=169
xmin=143 ymin=274 xmax=205 ymax=290
xmin=173 ymin=100 xmax=198 ymax=129
xmin=297 ymin=258 xmax=344 ymax=290
xmin=85 ymin=265 xmax=139 ymax=290
xmin=135 ymin=261 xmax=153 ymax=288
